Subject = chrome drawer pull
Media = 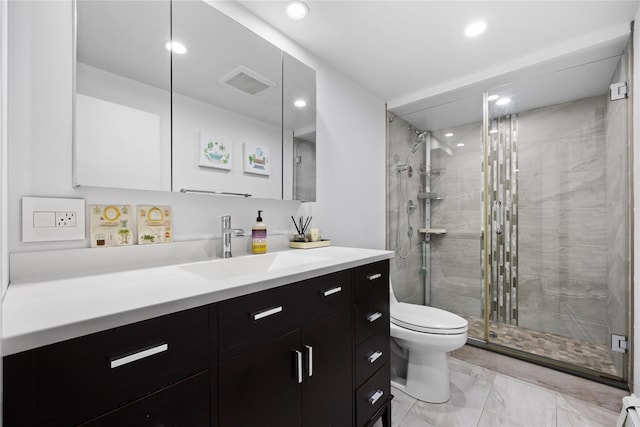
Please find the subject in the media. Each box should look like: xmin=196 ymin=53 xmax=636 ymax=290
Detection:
xmin=253 ymin=305 xmax=283 ymax=321
xmin=322 ymin=286 xmax=342 ymax=297
xmin=367 ymin=351 xmax=383 ymax=364
xmin=295 ymin=350 xmax=303 ymax=384
xmin=306 ymin=345 xmax=313 ymax=377
xmin=367 ymin=312 xmax=383 ymax=322
xmin=369 ymin=389 xmax=384 ymax=405
xmin=367 ymin=273 xmax=382 ymax=281
xmin=110 ymin=343 xmax=168 ymax=369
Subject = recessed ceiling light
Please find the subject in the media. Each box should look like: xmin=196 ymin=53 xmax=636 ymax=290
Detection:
xmin=286 ymin=1 xmax=309 ymax=20
xmin=495 ymin=97 xmax=511 ymax=106
xmin=457 ymin=143 xmax=465 ymax=147
xmin=487 ymin=94 xmax=499 ymax=101
xmin=445 ymin=132 xmax=454 ymax=137
xmin=294 ymin=99 xmax=307 ymax=108
xmin=165 ymin=41 xmax=187 ymax=54
xmin=465 ymin=21 xmax=487 ymax=37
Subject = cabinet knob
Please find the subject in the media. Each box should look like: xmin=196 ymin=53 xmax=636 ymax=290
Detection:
xmin=367 ymin=351 xmax=383 ymax=364
xmin=366 ymin=312 xmax=383 ymax=323
xmin=368 ymin=389 xmax=384 ymax=406
xmin=110 ymin=343 xmax=168 ymax=369
xmin=366 ymin=273 xmax=382 ymax=281
xmin=252 ymin=305 xmax=283 ymax=321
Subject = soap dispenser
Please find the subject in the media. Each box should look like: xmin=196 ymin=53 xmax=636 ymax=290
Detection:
xmin=252 ymin=210 xmax=267 ymax=254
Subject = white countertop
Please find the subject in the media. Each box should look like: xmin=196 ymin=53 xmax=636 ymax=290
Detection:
xmin=2 ymin=246 xmax=393 ymax=356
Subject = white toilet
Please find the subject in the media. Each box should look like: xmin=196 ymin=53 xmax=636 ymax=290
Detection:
xmin=389 ymin=280 xmax=468 ymax=403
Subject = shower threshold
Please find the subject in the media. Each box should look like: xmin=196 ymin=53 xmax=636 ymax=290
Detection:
xmin=463 ymin=316 xmax=624 ymax=388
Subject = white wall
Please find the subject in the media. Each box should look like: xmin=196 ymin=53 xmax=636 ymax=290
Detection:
xmin=7 ymin=1 xmax=386 ymax=258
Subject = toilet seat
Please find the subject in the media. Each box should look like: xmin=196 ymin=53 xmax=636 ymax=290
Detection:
xmin=391 ymin=302 xmax=468 ymax=335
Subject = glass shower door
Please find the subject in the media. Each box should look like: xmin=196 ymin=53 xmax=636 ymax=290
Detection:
xmin=482 ymin=43 xmax=631 ymax=381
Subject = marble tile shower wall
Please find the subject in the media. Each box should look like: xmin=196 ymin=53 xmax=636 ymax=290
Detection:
xmin=605 ymin=51 xmax=629 ymax=376
xmin=517 ymin=95 xmax=608 ymax=344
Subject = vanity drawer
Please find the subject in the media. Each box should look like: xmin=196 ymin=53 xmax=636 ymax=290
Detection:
xmin=353 ymin=260 xmax=389 ymax=302
xmin=32 ymin=306 xmax=209 ymax=425
xmin=83 ymin=371 xmax=210 ymax=426
xmin=356 ymin=363 xmax=391 ymax=427
xmin=218 ymin=282 xmax=305 ymax=361
xmin=298 ymin=270 xmax=351 ymax=323
xmin=354 ymin=290 xmax=390 ymax=344
xmin=355 ymin=328 xmax=390 ymax=387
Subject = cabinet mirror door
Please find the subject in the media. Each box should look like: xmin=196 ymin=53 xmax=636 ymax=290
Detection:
xmin=171 ymin=1 xmax=284 ymax=199
xmin=283 ymin=53 xmax=316 ymax=202
xmin=73 ymin=1 xmax=171 ymax=192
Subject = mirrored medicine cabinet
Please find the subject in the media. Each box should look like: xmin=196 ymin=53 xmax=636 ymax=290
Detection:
xmin=73 ymin=0 xmax=317 ymax=201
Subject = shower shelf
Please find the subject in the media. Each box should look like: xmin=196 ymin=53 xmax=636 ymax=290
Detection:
xmin=419 ymin=228 xmax=447 ymax=235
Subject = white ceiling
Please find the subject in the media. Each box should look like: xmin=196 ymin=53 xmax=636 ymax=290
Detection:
xmin=238 ymin=0 xmax=639 ymax=129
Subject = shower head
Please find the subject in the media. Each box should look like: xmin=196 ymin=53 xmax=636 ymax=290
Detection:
xmin=409 ymin=130 xmax=427 ymax=153
xmin=398 ymin=129 xmax=427 ymax=172
xmin=410 ymin=140 xmax=421 ymax=154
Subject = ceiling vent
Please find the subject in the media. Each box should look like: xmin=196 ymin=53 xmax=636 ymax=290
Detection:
xmin=219 ymin=65 xmax=276 ymax=96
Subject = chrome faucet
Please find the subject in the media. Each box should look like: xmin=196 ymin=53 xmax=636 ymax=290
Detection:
xmin=221 ymin=215 xmax=245 ymax=258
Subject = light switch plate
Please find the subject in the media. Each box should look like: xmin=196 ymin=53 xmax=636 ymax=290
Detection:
xmin=22 ymin=197 xmax=86 ymax=242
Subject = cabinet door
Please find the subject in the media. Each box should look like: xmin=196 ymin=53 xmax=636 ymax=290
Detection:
xmin=301 ymin=308 xmax=353 ymax=427
xmin=82 ymin=371 xmax=210 ymax=426
xmin=218 ymin=330 xmax=302 ymax=427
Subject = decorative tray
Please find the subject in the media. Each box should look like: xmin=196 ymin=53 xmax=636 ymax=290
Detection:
xmin=289 ymin=240 xmax=331 ymax=249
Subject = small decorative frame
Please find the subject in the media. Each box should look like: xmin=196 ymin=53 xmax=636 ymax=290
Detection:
xmin=89 ymin=205 xmax=133 ymax=248
xmin=137 ymin=205 xmax=173 ymax=244
xmin=200 ymin=134 xmax=232 ymax=170
xmin=243 ymin=142 xmax=271 ymax=175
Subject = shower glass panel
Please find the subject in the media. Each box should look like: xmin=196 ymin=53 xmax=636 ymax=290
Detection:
xmin=387 ymin=93 xmax=485 ymax=341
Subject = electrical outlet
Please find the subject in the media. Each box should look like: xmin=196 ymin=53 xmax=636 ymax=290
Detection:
xmin=22 ymin=197 xmax=85 ymax=242
xmin=56 ymin=211 xmax=77 ymax=227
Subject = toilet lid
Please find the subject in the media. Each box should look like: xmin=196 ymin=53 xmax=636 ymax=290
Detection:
xmin=391 ymin=302 xmax=468 ymax=334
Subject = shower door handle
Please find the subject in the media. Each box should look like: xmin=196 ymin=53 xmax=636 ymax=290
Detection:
xmin=495 ymin=201 xmax=502 ymax=235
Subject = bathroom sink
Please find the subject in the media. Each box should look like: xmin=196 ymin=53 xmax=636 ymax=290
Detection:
xmin=179 ymin=251 xmax=330 ymax=280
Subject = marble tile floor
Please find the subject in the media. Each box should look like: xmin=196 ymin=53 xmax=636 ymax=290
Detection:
xmin=374 ymin=345 xmax=627 ymax=427
xmin=464 ymin=316 xmax=618 ymax=377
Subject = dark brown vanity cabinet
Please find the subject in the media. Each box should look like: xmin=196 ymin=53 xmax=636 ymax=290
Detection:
xmin=217 ymin=270 xmax=353 ymax=427
xmin=3 ymin=259 xmax=390 ymax=427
